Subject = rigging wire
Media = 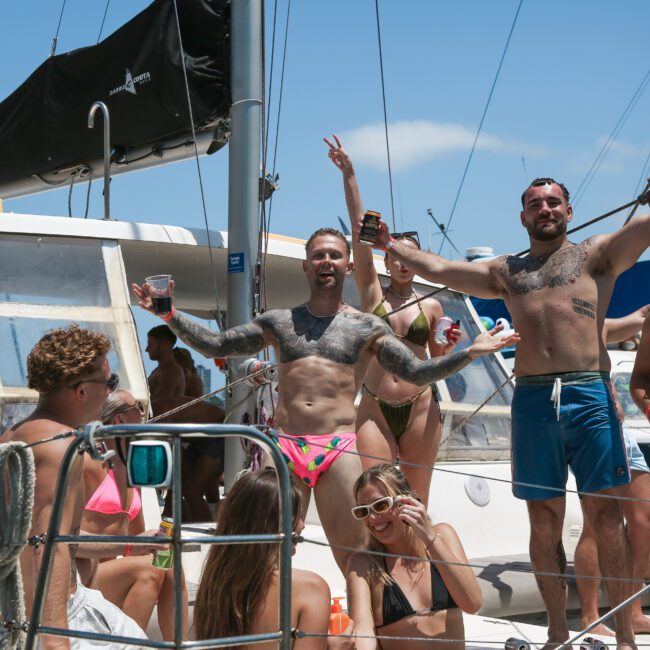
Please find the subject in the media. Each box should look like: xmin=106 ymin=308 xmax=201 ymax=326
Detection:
xmin=572 ymin=67 xmax=650 ymax=208
xmin=257 ymin=0 xmax=276 ymax=314
xmin=374 ymin=0 xmax=396 ymax=232
xmin=438 ymin=0 xmax=523 ymax=254
xmin=96 ymin=0 xmax=111 ymax=43
xmin=170 ymin=0 xmax=224 ymax=330
xmin=261 ymin=0 xmax=292 ymax=313
xmin=50 ymin=0 xmax=67 ymax=57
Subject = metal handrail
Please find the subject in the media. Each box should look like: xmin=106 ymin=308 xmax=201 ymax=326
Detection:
xmin=25 ymin=423 xmax=294 ymax=650
xmin=87 ymin=101 xmax=111 ymax=220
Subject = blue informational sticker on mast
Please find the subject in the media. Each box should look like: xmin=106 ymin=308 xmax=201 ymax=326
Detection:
xmin=228 ymin=252 xmax=244 ymax=274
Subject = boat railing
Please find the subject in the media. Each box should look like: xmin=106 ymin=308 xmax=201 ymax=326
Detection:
xmin=25 ymin=423 xmax=294 ymax=650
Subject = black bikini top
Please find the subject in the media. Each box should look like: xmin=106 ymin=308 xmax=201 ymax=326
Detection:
xmin=372 ymin=291 xmax=429 ymax=348
xmin=378 ymin=557 xmax=457 ymax=628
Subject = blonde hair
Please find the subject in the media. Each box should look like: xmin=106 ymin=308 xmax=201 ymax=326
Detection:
xmin=353 ymin=463 xmax=422 ymax=586
xmin=27 ymin=325 xmax=111 ymax=394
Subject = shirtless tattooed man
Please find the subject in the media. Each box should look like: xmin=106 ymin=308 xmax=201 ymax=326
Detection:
xmin=133 ymin=228 xmax=518 ymax=573
xmin=368 ymin=174 xmax=650 ymax=649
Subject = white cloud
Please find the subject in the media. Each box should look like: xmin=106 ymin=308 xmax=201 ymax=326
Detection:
xmin=339 ymin=120 xmax=535 ymax=172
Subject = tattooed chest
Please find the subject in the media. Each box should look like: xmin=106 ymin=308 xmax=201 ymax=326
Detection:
xmin=267 ymin=310 xmax=374 ymax=364
xmin=499 ymin=244 xmax=590 ymax=296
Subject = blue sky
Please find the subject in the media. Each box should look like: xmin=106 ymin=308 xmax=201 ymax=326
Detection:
xmin=1 ymin=1 xmax=649 ymax=375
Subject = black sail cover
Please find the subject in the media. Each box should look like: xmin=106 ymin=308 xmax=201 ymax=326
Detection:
xmin=0 ymin=0 xmax=230 ymax=186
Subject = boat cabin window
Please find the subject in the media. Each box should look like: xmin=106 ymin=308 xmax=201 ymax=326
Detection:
xmin=0 ymin=235 xmax=110 ymax=306
xmin=611 ymin=371 xmax=644 ymax=420
xmin=434 ymin=290 xmax=513 ymax=461
xmin=0 ymin=233 xmax=148 ymax=433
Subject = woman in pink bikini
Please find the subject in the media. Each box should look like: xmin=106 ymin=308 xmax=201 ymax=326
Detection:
xmin=78 ymin=389 xmax=188 ymax=640
xmin=326 ymin=135 xmax=460 ymax=506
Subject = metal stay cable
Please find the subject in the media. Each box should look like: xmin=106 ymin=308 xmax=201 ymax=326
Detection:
xmin=439 ymin=0 xmax=523 ymax=252
xmin=572 ymin=68 xmax=650 ymax=208
xmin=378 ymin=187 xmax=650 ymax=320
xmin=170 ymin=0 xmax=224 ymax=330
xmin=50 ymin=0 xmax=67 ymax=57
xmin=624 ymin=176 xmax=650 ymax=226
xmin=374 ymin=0 xmax=396 ymax=232
xmin=273 ymin=431 xmax=650 ymax=505
xmin=96 ymin=0 xmax=111 ymax=43
xmin=262 ymin=0 xmax=292 ymax=311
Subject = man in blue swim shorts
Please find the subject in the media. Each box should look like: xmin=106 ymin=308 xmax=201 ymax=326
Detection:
xmin=373 ymin=177 xmax=650 ymax=649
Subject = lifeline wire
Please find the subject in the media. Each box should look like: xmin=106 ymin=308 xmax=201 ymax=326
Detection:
xmin=298 ymin=535 xmax=650 ymax=586
xmin=439 ymin=0 xmax=523 ymax=253
xmin=273 ymin=431 xmax=650 ymax=506
xmin=146 ymin=362 xmax=277 ymax=423
xmin=170 ymin=0 xmax=224 ymax=330
xmin=374 ymin=0 xmax=396 ymax=232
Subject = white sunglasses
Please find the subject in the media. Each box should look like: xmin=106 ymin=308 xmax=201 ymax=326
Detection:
xmin=351 ymin=495 xmax=404 ymax=520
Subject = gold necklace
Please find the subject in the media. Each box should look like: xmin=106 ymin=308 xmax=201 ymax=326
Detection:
xmin=305 ymin=303 xmax=347 ymax=318
xmin=387 ymin=285 xmax=414 ymax=300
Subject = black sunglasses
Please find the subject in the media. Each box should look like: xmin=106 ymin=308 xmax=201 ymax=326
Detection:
xmin=390 ymin=231 xmax=420 ymax=246
xmin=70 ymin=372 xmax=119 ymax=393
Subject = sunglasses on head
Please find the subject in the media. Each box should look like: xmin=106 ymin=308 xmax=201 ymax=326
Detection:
xmin=351 ymin=495 xmax=403 ymax=520
xmin=390 ymin=231 xmax=420 ymax=246
xmin=115 ymin=400 xmax=145 ymax=416
xmin=70 ymin=372 xmax=120 ymax=392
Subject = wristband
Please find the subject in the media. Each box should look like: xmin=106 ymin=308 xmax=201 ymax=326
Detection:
xmin=424 ymin=533 xmax=440 ymax=555
xmin=160 ymin=306 xmax=175 ymax=321
xmin=384 ymin=236 xmax=395 ymax=252
xmin=645 ymin=404 xmax=650 ymax=420
xmin=124 ymin=544 xmax=133 ymax=557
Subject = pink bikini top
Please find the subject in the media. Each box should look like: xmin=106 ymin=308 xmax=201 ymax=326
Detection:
xmin=84 ymin=469 xmax=142 ymax=521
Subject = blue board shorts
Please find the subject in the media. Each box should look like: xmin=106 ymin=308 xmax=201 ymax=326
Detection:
xmin=511 ymin=371 xmax=630 ymax=501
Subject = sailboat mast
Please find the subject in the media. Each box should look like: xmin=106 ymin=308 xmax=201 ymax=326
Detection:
xmin=225 ymin=0 xmax=263 ymax=486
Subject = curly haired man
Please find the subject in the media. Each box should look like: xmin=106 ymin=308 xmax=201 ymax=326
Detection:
xmin=3 ymin=325 xmax=146 ymax=650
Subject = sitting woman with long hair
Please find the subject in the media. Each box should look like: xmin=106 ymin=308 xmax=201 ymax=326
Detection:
xmin=347 ymin=464 xmax=481 ymax=650
xmin=194 ymin=467 xmax=354 ymax=649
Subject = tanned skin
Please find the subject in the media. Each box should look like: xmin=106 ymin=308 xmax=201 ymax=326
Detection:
xmin=371 ymin=179 xmax=650 ymax=650
xmin=133 ymin=234 xmax=518 ymax=574
xmin=2 ymin=356 xmax=113 ymax=650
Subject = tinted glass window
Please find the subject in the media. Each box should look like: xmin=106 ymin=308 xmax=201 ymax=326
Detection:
xmin=0 ymin=235 xmax=109 ymax=306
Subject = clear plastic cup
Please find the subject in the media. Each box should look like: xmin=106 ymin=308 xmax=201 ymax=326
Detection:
xmin=145 ymin=275 xmax=172 ymax=315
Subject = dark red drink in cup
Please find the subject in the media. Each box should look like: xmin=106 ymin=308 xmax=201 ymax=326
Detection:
xmin=145 ymin=275 xmax=173 ymax=315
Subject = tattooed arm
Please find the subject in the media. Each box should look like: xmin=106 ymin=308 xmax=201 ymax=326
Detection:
xmin=371 ymin=220 xmax=504 ymax=299
xmin=165 ymin=310 xmax=266 ymax=359
xmin=373 ymin=326 xmax=520 ymax=385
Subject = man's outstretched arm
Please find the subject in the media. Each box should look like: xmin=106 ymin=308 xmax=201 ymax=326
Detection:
xmin=373 ymin=326 xmax=519 ymax=386
xmin=631 ymin=316 xmax=650 ymax=419
xmin=372 ymin=221 xmax=503 ymax=299
xmin=164 ymin=310 xmax=265 ymax=359
xmin=133 ymin=281 xmax=266 ymax=358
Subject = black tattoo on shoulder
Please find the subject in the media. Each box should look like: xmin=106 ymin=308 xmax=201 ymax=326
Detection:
xmin=260 ymin=307 xmax=385 ymax=364
xmin=377 ymin=337 xmax=472 ymax=385
xmin=571 ymin=298 xmax=595 ymax=319
xmin=498 ymin=241 xmax=593 ymax=295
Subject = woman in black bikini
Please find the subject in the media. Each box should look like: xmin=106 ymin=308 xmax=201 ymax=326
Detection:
xmin=326 ymin=135 xmax=460 ymax=505
xmin=346 ymin=464 xmax=481 ymax=650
